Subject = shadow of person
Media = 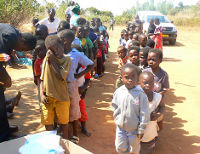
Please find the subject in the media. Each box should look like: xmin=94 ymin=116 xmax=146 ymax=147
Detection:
xmin=155 ymin=89 xmax=200 ymax=154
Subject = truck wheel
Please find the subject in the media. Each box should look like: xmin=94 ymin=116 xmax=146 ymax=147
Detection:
xmin=170 ymin=39 xmax=176 ymax=45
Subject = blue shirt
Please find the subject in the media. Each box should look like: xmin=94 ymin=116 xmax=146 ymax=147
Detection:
xmin=72 ymin=36 xmax=81 ymax=46
xmin=66 ymin=48 xmax=94 ymax=82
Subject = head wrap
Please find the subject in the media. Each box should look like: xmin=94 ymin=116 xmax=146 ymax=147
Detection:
xmin=72 ymin=3 xmax=80 ymax=14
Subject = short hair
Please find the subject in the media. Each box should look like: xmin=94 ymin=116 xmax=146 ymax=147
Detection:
xmin=36 ymin=39 xmax=45 ymax=48
xmin=155 ymin=18 xmax=160 ymax=23
xmin=140 ymin=47 xmax=150 ymax=58
xmin=117 ymin=46 xmax=127 ymax=53
xmin=58 ymin=29 xmax=75 ymax=42
xmin=57 ymin=21 xmax=70 ymax=32
xmin=32 ymin=17 xmax=39 ymax=25
xmin=35 ymin=24 xmax=48 ymax=36
xmin=21 ymin=33 xmax=37 ymax=50
xmin=129 ymin=46 xmax=140 ymax=53
xmin=149 ymin=48 xmax=163 ymax=60
xmin=139 ymin=34 xmax=147 ymax=40
xmin=48 ymin=8 xmax=55 ymax=14
xmin=121 ymin=29 xmax=126 ymax=33
xmin=45 ymin=35 xmax=62 ymax=50
xmin=132 ymin=40 xmax=140 ymax=47
xmin=121 ymin=63 xmax=141 ymax=79
xmin=77 ymin=18 xmax=86 ymax=26
xmin=140 ymin=71 xmax=154 ymax=80
xmin=146 ymin=39 xmax=155 ymax=48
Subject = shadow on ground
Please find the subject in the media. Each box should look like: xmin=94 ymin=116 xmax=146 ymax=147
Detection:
xmin=155 ymin=89 xmax=200 ymax=154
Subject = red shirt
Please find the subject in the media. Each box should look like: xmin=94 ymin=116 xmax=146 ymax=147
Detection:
xmin=34 ymin=57 xmax=44 ymax=83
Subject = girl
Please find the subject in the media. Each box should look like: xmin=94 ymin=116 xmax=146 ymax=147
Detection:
xmin=153 ymin=18 xmax=163 ymax=52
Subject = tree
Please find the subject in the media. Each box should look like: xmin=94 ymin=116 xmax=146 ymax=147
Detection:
xmin=178 ymin=1 xmax=184 ymax=9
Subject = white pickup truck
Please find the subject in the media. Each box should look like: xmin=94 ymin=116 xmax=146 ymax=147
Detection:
xmin=137 ymin=11 xmax=177 ymax=45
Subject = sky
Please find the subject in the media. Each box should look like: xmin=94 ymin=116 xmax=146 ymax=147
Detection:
xmin=37 ymin=0 xmax=199 ymax=16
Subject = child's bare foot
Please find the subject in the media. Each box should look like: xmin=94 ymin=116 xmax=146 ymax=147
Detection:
xmin=81 ymin=129 xmax=91 ymax=137
xmin=14 ymin=91 xmax=21 ymax=106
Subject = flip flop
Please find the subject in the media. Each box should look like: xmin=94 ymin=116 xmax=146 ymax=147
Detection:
xmin=70 ymin=136 xmax=79 ymax=144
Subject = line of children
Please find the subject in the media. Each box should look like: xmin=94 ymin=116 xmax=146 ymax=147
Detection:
xmin=114 ymin=25 xmax=169 ymax=153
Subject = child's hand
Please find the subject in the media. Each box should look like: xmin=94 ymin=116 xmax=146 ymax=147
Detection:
xmin=137 ymin=134 xmax=144 ymax=139
xmin=47 ymin=50 xmax=55 ymax=64
xmin=56 ymin=72 xmax=64 ymax=81
xmin=41 ymin=94 xmax=48 ymax=105
xmin=151 ymin=112 xmax=161 ymax=121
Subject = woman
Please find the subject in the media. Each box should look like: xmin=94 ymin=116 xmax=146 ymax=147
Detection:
xmin=70 ymin=4 xmax=80 ymax=27
xmin=153 ymin=18 xmax=163 ymax=52
xmin=38 ymin=8 xmax=60 ymax=35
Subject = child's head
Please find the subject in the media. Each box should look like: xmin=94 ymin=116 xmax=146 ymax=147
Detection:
xmin=129 ymin=24 xmax=135 ymax=31
xmin=121 ymin=29 xmax=126 ymax=39
xmin=58 ymin=29 xmax=75 ymax=51
xmin=57 ymin=20 xmax=70 ymax=32
xmin=77 ymin=17 xmax=87 ymax=26
xmin=128 ymin=46 xmax=140 ymax=66
xmin=83 ymin=25 xmax=90 ymax=37
xmin=139 ymin=71 xmax=154 ymax=94
xmin=123 ymin=32 xmax=129 ymax=41
xmin=35 ymin=40 xmax=47 ymax=59
xmin=132 ymin=33 xmax=139 ymax=41
xmin=148 ymin=49 xmax=163 ymax=69
xmin=70 ymin=25 xmax=77 ymax=35
xmin=121 ymin=63 xmax=140 ymax=89
xmin=32 ymin=17 xmax=39 ymax=27
xmin=146 ymin=39 xmax=155 ymax=48
xmin=139 ymin=34 xmax=147 ymax=47
xmin=35 ymin=24 xmax=48 ymax=40
xmin=65 ymin=13 xmax=71 ymax=23
xmin=117 ymin=46 xmax=127 ymax=59
xmin=76 ymin=26 xmax=84 ymax=39
xmin=45 ymin=35 xmax=64 ymax=59
xmin=126 ymin=23 xmax=131 ymax=31
xmin=139 ymin=47 xmax=150 ymax=66
xmin=128 ymin=31 xmax=134 ymax=40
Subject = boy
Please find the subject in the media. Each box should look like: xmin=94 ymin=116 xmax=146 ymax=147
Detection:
xmin=58 ymin=29 xmax=94 ymax=143
xmin=40 ymin=35 xmax=71 ymax=139
xmin=139 ymin=71 xmax=164 ymax=154
xmin=139 ymin=34 xmax=147 ymax=48
xmin=127 ymin=46 xmax=140 ymax=66
xmin=117 ymin=46 xmax=128 ymax=69
xmin=139 ymin=47 xmax=150 ymax=71
xmin=112 ymin=63 xmax=149 ymax=154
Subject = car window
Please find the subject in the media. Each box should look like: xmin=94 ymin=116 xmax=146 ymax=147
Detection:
xmin=146 ymin=15 xmax=170 ymax=23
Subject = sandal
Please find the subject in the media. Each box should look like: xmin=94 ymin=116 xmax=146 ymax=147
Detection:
xmin=70 ymin=136 xmax=79 ymax=144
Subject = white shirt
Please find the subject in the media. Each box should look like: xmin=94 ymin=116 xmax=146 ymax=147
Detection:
xmin=72 ymin=36 xmax=81 ymax=47
xmin=141 ymin=92 xmax=162 ymax=142
xmin=38 ymin=17 xmax=60 ymax=34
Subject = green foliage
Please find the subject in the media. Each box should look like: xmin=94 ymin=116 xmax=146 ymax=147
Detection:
xmin=56 ymin=1 xmax=67 ymax=20
xmin=0 ymin=0 xmax=39 ymax=26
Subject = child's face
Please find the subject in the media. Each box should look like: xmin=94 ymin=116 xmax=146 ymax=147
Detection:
xmin=148 ymin=52 xmax=161 ymax=69
xmin=77 ymin=28 xmax=84 ymax=38
xmin=132 ymin=35 xmax=138 ymax=41
xmin=121 ymin=32 xmax=124 ymax=39
xmin=140 ymin=36 xmax=147 ymax=47
xmin=122 ymin=67 xmax=138 ymax=89
xmin=65 ymin=14 xmax=71 ymax=22
xmin=124 ymin=33 xmax=129 ymax=41
xmin=128 ymin=49 xmax=139 ymax=65
xmin=50 ymin=44 xmax=64 ymax=59
xmin=139 ymin=51 xmax=147 ymax=66
xmin=128 ymin=33 xmax=133 ymax=40
xmin=35 ymin=45 xmax=46 ymax=59
xmin=117 ymin=48 xmax=126 ymax=59
xmin=140 ymin=73 xmax=154 ymax=94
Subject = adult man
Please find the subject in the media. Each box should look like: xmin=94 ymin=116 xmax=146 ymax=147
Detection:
xmin=0 ymin=23 xmax=36 ymax=142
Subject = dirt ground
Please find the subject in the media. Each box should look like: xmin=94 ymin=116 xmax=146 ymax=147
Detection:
xmin=5 ymin=26 xmax=200 ymax=154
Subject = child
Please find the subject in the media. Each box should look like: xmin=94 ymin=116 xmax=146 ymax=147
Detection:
xmin=34 ymin=40 xmax=47 ymax=106
xmin=139 ymin=34 xmax=147 ymax=48
xmin=143 ymin=49 xmax=169 ymax=96
xmin=139 ymin=47 xmax=150 ymax=70
xmin=40 ymin=35 xmax=71 ymax=139
xmin=119 ymin=29 xmax=126 ymax=45
xmin=112 ymin=63 xmax=149 ymax=154
xmin=117 ymin=46 xmax=128 ymax=69
xmin=143 ymin=49 xmax=169 ymax=130
xmin=58 ymin=29 xmax=94 ymax=143
xmin=32 ymin=17 xmax=39 ymax=34
xmin=120 ymin=31 xmax=129 ymax=47
xmin=139 ymin=71 xmax=164 ymax=154
xmin=126 ymin=31 xmax=134 ymax=49
xmin=57 ymin=20 xmax=70 ymax=32
xmin=127 ymin=46 xmax=140 ymax=66
xmin=146 ymin=39 xmax=155 ymax=49
xmin=84 ymin=25 xmax=94 ymax=60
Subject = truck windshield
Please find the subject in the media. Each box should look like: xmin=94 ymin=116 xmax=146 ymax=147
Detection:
xmin=147 ymin=15 xmax=170 ymax=23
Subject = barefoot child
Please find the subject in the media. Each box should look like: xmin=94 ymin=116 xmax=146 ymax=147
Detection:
xmin=127 ymin=46 xmax=140 ymax=66
xmin=139 ymin=72 xmax=164 ymax=154
xmin=112 ymin=63 xmax=149 ymax=154
xmin=40 ymin=35 xmax=71 ymax=139
xmin=58 ymin=29 xmax=94 ymax=143
xmin=139 ymin=47 xmax=150 ymax=71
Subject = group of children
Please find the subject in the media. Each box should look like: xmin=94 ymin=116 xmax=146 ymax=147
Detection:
xmin=31 ymin=12 xmax=110 ymax=144
xmin=113 ymin=22 xmax=169 ymax=154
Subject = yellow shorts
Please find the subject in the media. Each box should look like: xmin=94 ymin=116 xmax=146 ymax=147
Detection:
xmin=41 ymin=97 xmax=70 ymax=125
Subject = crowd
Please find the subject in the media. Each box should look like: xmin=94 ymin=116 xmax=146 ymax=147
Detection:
xmin=0 ymin=1 xmax=170 ymax=154
xmin=112 ymin=15 xmax=169 ymax=154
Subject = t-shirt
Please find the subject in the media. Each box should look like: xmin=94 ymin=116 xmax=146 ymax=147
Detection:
xmin=125 ymin=39 xmax=132 ymax=49
xmin=38 ymin=17 xmax=60 ymax=34
xmin=0 ymin=23 xmax=21 ymax=55
xmin=72 ymin=36 xmax=81 ymax=47
xmin=70 ymin=14 xmax=79 ymax=27
xmin=66 ymin=48 xmax=94 ymax=82
xmin=143 ymin=67 xmax=169 ymax=93
xmin=85 ymin=37 xmax=94 ymax=58
xmin=141 ymin=92 xmax=162 ymax=142
xmin=34 ymin=57 xmax=44 ymax=83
